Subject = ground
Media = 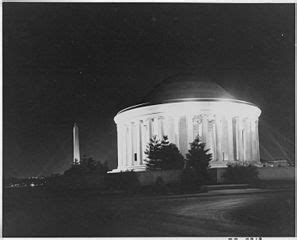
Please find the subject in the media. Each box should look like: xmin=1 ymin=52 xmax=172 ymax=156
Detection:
xmin=3 ymin=187 xmax=295 ymax=237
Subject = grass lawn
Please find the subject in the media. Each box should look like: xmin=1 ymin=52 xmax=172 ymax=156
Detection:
xmin=3 ymin=187 xmax=294 ymax=237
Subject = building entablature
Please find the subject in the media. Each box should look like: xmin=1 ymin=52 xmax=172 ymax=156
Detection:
xmin=115 ymin=99 xmax=261 ymax=125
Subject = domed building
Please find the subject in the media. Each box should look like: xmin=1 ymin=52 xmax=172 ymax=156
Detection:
xmin=111 ymin=75 xmax=261 ymax=172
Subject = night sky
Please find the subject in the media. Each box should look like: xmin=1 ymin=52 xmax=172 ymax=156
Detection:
xmin=4 ymin=3 xmax=294 ymax=178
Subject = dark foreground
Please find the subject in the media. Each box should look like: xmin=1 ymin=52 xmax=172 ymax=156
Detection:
xmin=3 ymin=187 xmax=294 ymax=237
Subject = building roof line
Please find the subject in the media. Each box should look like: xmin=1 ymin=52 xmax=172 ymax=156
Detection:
xmin=117 ymin=98 xmax=258 ymax=115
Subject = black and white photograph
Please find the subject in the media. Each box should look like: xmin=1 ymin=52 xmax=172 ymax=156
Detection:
xmin=3 ymin=2 xmax=295 ymax=237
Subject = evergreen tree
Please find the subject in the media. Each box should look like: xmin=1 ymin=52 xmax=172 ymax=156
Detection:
xmin=144 ymin=136 xmax=163 ymax=170
xmin=160 ymin=136 xmax=184 ymax=170
xmin=145 ymin=135 xmax=184 ymax=170
xmin=185 ymin=136 xmax=212 ymax=184
xmin=161 ymin=135 xmax=170 ymax=146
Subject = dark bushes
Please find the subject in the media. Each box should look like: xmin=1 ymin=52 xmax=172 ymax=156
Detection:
xmin=223 ymin=163 xmax=259 ymax=184
xmin=153 ymin=177 xmax=167 ymax=194
xmin=180 ymin=167 xmax=208 ymax=193
xmin=180 ymin=167 xmax=199 ymax=192
xmin=105 ymin=171 xmax=140 ymax=193
xmin=46 ymin=157 xmax=108 ymax=190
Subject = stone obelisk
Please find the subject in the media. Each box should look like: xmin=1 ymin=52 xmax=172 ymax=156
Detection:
xmin=73 ymin=123 xmax=80 ymax=164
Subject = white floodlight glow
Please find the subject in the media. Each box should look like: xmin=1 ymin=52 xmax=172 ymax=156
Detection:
xmin=111 ymin=85 xmax=262 ymax=173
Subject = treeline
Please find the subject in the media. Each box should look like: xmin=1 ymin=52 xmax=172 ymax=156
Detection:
xmin=5 ymin=135 xmax=260 ymax=194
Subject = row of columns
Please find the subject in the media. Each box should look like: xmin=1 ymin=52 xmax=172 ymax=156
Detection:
xmin=116 ymin=114 xmax=260 ymax=170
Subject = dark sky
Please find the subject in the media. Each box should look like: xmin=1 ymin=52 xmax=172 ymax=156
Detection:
xmin=4 ymin=3 xmax=295 ymax=178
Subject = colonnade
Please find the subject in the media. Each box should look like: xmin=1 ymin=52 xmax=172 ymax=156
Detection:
xmin=115 ymin=112 xmax=260 ymax=171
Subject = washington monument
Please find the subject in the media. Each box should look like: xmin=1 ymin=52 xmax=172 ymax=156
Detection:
xmin=73 ymin=123 xmax=80 ymax=164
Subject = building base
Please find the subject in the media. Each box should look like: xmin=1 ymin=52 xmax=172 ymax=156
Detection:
xmin=109 ymin=160 xmax=262 ymax=174
xmin=108 ymin=165 xmax=146 ymax=173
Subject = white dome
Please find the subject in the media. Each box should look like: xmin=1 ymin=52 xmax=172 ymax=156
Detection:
xmin=144 ymin=75 xmax=235 ymax=102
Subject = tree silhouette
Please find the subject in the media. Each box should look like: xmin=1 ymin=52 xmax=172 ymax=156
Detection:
xmin=160 ymin=136 xmax=185 ymax=170
xmin=223 ymin=163 xmax=259 ymax=184
xmin=145 ymin=135 xmax=184 ymax=170
xmin=64 ymin=156 xmax=108 ymax=176
xmin=185 ymin=136 xmax=212 ymax=184
xmin=144 ymin=136 xmax=162 ymax=170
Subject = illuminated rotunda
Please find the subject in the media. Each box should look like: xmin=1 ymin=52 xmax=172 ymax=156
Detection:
xmin=111 ymin=76 xmax=261 ymax=172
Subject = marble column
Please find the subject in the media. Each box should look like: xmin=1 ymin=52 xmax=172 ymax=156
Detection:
xmin=234 ymin=117 xmax=240 ymax=161
xmin=117 ymin=124 xmax=123 ymax=169
xmin=250 ymin=118 xmax=255 ymax=161
xmin=129 ymin=123 xmax=134 ymax=167
xmin=125 ymin=124 xmax=130 ymax=168
xmin=227 ymin=116 xmax=234 ymax=161
xmin=248 ymin=119 xmax=253 ymax=162
xmin=210 ymin=118 xmax=216 ymax=161
xmin=158 ymin=117 xmax=164 ymax=140
xmin=148 ymin=118 xmax=153 ymax=141
xmin=237 ymin=117 xmax=244 ymax=163
xmin=192 ymin=116 xmax=199 ymax=140
xmin=202 ymin=114 xmax=208 ymax=144
xmin=251 ymin=118 xmax=260 ymax=162
xmin=207 ymin=117 xmax=214 ymax=156
xmin=152 ymin=117 xmax=158 ymax=138
xmin=255 ymin=119 xmax=260 ymax=162
xmin=163 ymin=117 xmax=169 ymax=138
xmin=142 ymin=119 xmax=149 ymax=161
xmin=179 ymin=115 xmax=188 ymax=156
xmin=187 ymin=114 xmax=193 ymax=149
xmin=139 ymin=120 xmax=144 ymax=165
xmin=243 ymin=118 xmax=249 ymax=164
xmin=167 ymin=116 xmax=175 ymax=144
xmin=221 ymin=116 xmax=229 ymax=161
xmin=135 ymin=120 xmax=141 ymax=165
xmin=131 ymin=122 xmax=134 ymax=166
xmin=215 ymin=114 xmax=222 ymax=161
xmin=245 ymin=118 xmax=252 ymax=163
xmin=174 ymin=116 xmax=180 ymax=148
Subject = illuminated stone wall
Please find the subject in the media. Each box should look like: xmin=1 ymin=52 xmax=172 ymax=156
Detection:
xmin=111 ymin=99 xmax=261 ymax=172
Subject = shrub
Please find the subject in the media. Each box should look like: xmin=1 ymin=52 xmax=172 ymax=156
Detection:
xmin=180 ymin=167 xmax=199 ymax=192
xmin=223 ymin=163 xmax=259 ymax=184
xmin=47 ymin=157 xmax=108 ymax=190
xmin=64 ymin=157 xmax=108 ymax=176
xmin=105 ymin=171 xmax=140 ymax=193
xmin=153 ymin=177 xmax=167 ymax=194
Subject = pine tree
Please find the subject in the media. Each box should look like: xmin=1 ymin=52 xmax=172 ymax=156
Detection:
xmin=145 ymin=135 xmax=184 ymax=170
xmin=161 ymin=135 xmax=170 ymax=146
xmin=160 ymin=135 xmax=184 ymax=170
xmin=185 ymin=136 xmax=212 ymax=184
xmin=144 ymin=136 xmax=162 ymax=170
